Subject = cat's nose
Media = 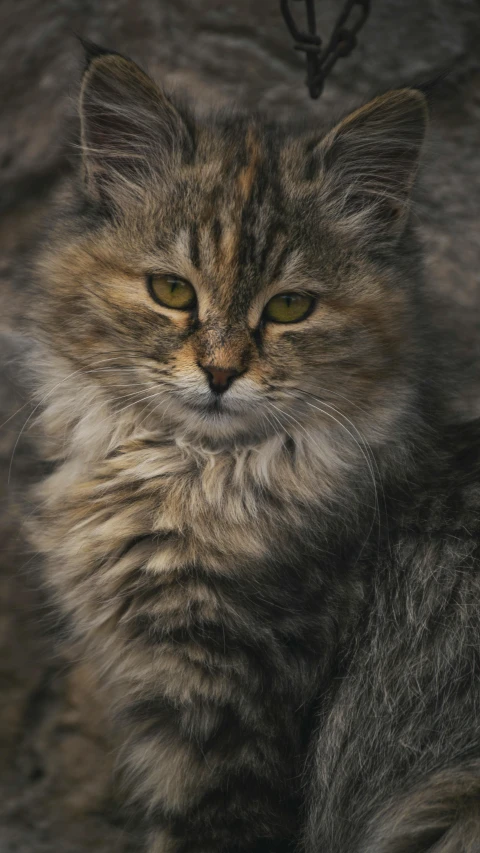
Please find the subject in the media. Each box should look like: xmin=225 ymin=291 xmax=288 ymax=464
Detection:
xmin=200 ymin=364 xmax=241 ymax=394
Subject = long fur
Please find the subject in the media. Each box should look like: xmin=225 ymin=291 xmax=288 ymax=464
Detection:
xmin=26 ymin=46 xmax=480 ymax=852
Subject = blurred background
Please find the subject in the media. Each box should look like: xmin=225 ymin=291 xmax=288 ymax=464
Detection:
xmin=0 ymin=1 xmax=479 ymax=850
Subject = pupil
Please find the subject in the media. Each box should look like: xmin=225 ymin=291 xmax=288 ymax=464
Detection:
xmin=285 ymin=296 xmax=292 ymax=308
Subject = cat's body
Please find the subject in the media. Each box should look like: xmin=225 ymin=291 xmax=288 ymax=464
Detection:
xmin=33 ymin=389 xmax=367 ymax=852
xmin=308 ymin=418 xmax=480 ymax=852
xmin=27 ymin=43 xmax=480 ymax=852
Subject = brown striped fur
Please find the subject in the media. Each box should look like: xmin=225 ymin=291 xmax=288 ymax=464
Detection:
xmin=27 ymin=44 xmax=438 ymax=852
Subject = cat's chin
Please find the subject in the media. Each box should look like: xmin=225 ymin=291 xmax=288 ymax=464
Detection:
xmin=180 ymin=408 xmax=263 ymax=442
xmin=187 ymin=396 xmax=228 ymax=416
xmin=168 ymin=399 xmax=270 ymax=446
xmin=157 ymin=390 xmax=270 ymax=443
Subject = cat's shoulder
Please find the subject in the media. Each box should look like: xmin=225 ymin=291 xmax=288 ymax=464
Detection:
xmin=401 ymin=417 xmax=480 ymax=539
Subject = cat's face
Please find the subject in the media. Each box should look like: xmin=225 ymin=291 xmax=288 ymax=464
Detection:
xmin=36 ymin=48 xmax=427 ymax=449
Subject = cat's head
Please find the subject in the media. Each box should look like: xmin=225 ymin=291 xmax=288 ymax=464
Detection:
xmin=35 ymin=45 xmax=427 ymax=453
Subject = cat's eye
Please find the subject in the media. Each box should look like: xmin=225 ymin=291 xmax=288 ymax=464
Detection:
xmin=264 ymin=292 xmax=315 ymax=324
xmin=148 ymin=274 xmax=196 ymax=311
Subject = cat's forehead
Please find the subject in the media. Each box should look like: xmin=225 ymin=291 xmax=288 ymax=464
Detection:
xmin=159 ymin=121 xmax=310 ymax=310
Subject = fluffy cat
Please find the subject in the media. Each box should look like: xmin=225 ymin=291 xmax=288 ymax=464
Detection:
xmin=27 ymin=42 xmax=480 ymax=853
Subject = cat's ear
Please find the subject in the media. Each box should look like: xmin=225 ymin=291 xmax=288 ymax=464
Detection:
xmin=315 ymin=89 xmax=427 ymax=246
xmin=78 ymin=42 xmax=191 ymax=204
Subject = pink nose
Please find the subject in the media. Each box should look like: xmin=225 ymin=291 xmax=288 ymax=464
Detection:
xmin=201 ymin=365 xmax=240 ymax=393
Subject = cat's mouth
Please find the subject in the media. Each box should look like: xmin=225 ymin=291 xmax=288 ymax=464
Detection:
xmin=188 ymin=394 xmax=227 ymax=416
xmin=171 ymin=386 xmax=263 ymax=433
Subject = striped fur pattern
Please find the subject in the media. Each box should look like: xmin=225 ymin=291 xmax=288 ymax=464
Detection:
xmin=27 ymin=44 xmax=480 ymax=852
xmin=305 ymin=420 xmax=480 ymax=853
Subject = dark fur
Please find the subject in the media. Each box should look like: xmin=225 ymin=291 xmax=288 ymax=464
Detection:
xmin=306 ymin=420 xmax=480 ymax=852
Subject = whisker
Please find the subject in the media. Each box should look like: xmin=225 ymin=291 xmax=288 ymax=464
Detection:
xmin=284 ymin=392 xmax=380 ymax=496
xmin=301 ymin=399 xmax=382 ymax=558
xmin=288 ymin=384 xmax=371 ymax=418
xmin=6 ymin=352 xmax=174 ymax=481
xmin=284 ymin=386 xmax=389 ymax=556
xmin=148 ymin=397 xmax=174 ymax=427
xmin=267 ymin=400 xmax=379 ymax=560
xmin=261 ymin=410 xmax=283 ymax=444
xmin=115 ymin=390 xmax=168 ymax=417
xmin=0 ymin=399 xmax=35 ymax=432
xmin=8 ymin=358 xmax=131 ymax=484
xmin=111 ymin=384 xmax=159 ymax=404
xmin=264 ymin=406 xmax=290 ymax=444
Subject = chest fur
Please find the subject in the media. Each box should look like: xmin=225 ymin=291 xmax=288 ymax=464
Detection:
xmin=32 ymin=436 xmax=349 ymax=705
xmin=35 ymin=433 xmax=337 ymax=579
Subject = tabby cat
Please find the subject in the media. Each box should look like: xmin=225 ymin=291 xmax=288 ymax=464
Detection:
xmin=28 ymin=42 xmax=480 ymax=853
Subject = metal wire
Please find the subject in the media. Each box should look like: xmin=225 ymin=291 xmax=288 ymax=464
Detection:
xmin=280 ymin=0 xmax=371 ymax=98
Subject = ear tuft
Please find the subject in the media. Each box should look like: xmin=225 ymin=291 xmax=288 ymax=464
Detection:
xmin=78 ymin=48 xmax=190 ymax=206
xmin=316 ymin=88 xmax=428 ymax=247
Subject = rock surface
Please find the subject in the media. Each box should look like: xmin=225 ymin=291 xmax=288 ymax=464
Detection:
xmin=0 ymin=1 xmax=479 ymax=849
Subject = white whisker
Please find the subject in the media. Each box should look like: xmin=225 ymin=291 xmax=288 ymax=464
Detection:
xmin=284 ymin=386 xmax=389 ymax=556
xmin=115 ymin=391 xmax=168 ymax=417
xmin=267 ymin=399 xmax=379 ymax=561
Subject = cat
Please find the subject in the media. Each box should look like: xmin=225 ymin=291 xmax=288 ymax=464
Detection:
xmin=26 ymin=40 xmax=480 ymax=853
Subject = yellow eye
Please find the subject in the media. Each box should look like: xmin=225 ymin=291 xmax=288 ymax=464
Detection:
xmin=148 ymin=275 xmax=196 ymax=310
xmin=264 ymin=292 xmax=314 ymax=324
